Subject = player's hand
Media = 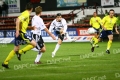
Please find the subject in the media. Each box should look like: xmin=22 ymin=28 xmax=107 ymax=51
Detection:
xmin=51 ymin=34 xmax=56 ymax=40
xmin=16 ymin=30 xmax=19 ymax=37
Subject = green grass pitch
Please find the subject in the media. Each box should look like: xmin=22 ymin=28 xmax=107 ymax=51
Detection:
xmin=0 ymin=42 xmax=120 ymax=80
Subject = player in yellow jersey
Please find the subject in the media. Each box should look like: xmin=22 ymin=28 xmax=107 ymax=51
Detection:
xmin=100 ymin=9 xmax=119 ymax=54
xmin=2 ymin=3 xmax=42 ymax=68
xmin=90 ymin=12 xmax=101 ymax=52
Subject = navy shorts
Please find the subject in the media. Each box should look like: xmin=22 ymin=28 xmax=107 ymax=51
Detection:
xmin=100 ymin=30 xmax=113 ymax=38
xmin=14 ymin=32 xmax=32 ymax=46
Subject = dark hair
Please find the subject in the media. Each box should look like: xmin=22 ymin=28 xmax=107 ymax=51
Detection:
xmin=56 ymin=13 xmax=62 ymax=17
xmin=25 ymin=2 xmax=33 ymax=10
xmin=109 ymin=9 xmax=115 ymax=12
xmin=35 ymin=6 xmax=42 ymax=15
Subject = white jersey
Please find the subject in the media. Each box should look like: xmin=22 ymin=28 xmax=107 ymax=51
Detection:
xmin=49 ymin=18 xmax=67 ymax=33
xmin=31 ymin=15 xmax=46 ymax=35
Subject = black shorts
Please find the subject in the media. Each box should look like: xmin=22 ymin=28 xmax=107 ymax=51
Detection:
xmin=55 ymin=31 xmax=64 ymax=41
xmin=32 ymin=34 xmax=44 ymax=50
xmin=14 ymin=32 xmax=32 ymax=46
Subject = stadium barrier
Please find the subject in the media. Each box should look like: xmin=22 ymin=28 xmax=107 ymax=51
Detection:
xmin=0 ymin=28 xmax=93 ymax=43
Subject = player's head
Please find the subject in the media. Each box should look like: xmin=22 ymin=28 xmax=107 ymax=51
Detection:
xmin=56 ymin=13 xmax=62 ymax=22
xmin=25 ymin=2 xmax=33 ymax=13
xmin=35 ymin=6 xmax=42 ymax=16
xmin=109 ymin=9 xmax=115 ymax=18
xmin=93 ymin=12 xmax=97 ymax=17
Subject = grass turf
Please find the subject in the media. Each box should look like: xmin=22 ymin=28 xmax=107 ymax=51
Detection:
xmin=0 ymin=42 xmax=120 ymax=80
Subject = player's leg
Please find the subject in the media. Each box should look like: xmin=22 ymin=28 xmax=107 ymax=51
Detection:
xmin=17 ymin=40 xmax=36 ymax=60
xmin=34 ymin=35 xmax=45 ymax=64
xmin=91 ymin=29 xmax=99 ymax=52
xmin=34 ymin=44 xmax=46 ymax=64
xmin=2 ymin=34 xmax=23 ymax=68
xmin=106 ymin=33 xmax=113 ymax=54
xmin=52 ymin=38 xmax=62 ymax=58
xmin=16 ymin=33 xmax=36 ymax=60
xmin=52 ymin=32 xmax=64 ymax=57
xmin=2 ymin=46 xmax=20 ymax=68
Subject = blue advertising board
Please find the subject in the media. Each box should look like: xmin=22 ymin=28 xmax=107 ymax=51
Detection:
xmin=57 ymin=0 xmax=87 ymax=7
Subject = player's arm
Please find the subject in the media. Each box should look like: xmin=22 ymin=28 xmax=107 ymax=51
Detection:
xmin=45 ymin=22 xmax=51 ymax=26
xmin=115 ymin=24 xmax=119 ymax=34
xmin=44 ymin=28 xmax=56 ymax=40
xmin=16 ymin=13 xmax=29 ymax=37
xmin=89 ymin=18 xmax=92 ymax=26
xmin=15 ymin=18 xmax=21 ymax=37
xmin=40 ymin=19 xmax=56 ymax=40
xmin=101 ymin=17 xmax=107 ymax=30
xmin=49 ymin=21 xmax=54 ymax=32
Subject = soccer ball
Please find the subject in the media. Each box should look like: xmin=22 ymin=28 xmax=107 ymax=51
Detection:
xmin=87 ymin=28 xmax=96 ymax=34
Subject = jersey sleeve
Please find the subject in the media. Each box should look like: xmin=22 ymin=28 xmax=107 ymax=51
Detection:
xmin=49 ymin=20 xmax=55 ymax=32
xmin=18 ymin=13 xmax=29 ymax=22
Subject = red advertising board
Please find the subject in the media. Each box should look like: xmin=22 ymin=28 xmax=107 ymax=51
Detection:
xmin=77 ymin=28 xmax=92 ymax=36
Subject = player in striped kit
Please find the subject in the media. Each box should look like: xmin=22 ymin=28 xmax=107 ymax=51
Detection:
xmin=49 ymin=13 xmax=76 ymax=58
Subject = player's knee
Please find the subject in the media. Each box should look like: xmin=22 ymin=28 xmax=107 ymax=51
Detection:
xmin=41 ymin=47 xmax=46 ymax=53
xmin=14 ymin=46 xmax=20 ymax=51
xmin=109 ymin=37 xmax=113 ymax=40
xmin=109 ymin=38 xmax=113 ymax=41
xmin=58 ymin=40 xmax=62 ymax=45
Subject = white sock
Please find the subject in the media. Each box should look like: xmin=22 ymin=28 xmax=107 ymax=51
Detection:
xmin=53 ymin=44 xmax=60 ymax=54
xmin=35 ymin=52 xmax=43 ymax=62
xmin=66 ymin=32 xmax=71 ymax=41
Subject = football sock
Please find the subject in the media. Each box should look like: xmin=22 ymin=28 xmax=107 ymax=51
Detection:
xmin=19 ymin=45 xmax=34 ymax=54
xmin=93 ymin=37 xmax=98 ymax=47
xmin=35 ymin=52 xmax=43 ymax=62
xmin=4 ymin=50 xmax=15 ymax=64
xmin=53 ymin=44 xmax=60 ymax=54
xmin=107 ymin=40 xmax=112 ymax=50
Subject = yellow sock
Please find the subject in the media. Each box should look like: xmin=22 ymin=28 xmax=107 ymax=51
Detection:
xmin=93 ymin=37 xmax=98 ymax=47
xmin=19 ymin=45 xmax=34 ymax=54
xmin=4 ymin=50 xmax=15 ymax=64
xmin=107 ymin=40 xmax=112 ymax=50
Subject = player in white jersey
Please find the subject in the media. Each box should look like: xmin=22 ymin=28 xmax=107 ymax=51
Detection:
xmin=49 ymin=13 xmax=76 ymax=58
xmin=31 ymin=6 xmax=56 ymax=64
